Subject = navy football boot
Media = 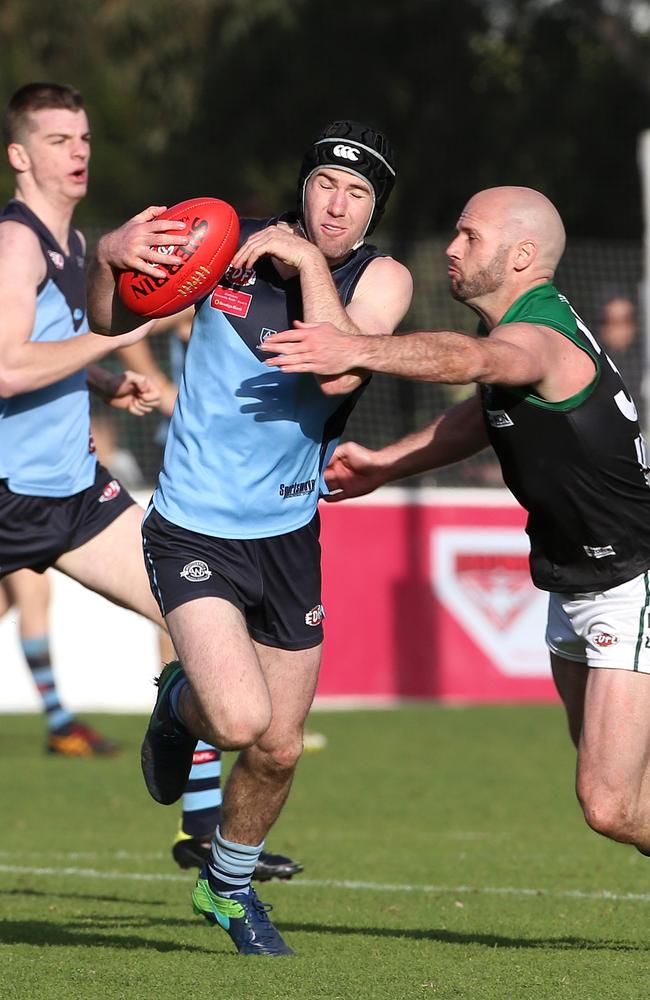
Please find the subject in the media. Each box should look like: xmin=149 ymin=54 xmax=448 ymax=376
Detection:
xmin=192 ymin=871 xmax=294 ymax=956
xmin=141 ymin=661 xmax=197 ymax=804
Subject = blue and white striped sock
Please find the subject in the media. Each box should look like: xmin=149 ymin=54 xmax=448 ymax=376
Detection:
xmin=207 ymin=825 xmax=264 ymax=897
xmin=22 ymin=635 xmax=73 ymax=732
xmin=182 ymin=741 xmax=222 ymax=838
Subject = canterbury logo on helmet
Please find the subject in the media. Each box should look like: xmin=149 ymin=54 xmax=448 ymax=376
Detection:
xmin=317 ymin=137 xmax=395 ymax=178
xmin=332 ymin=144 xmax=361 ymax=161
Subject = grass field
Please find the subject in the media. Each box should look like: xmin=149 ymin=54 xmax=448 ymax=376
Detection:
xmin=1 ymin=705 xmax=649 ymax=1000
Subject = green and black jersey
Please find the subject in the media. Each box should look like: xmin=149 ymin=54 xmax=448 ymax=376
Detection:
xmin=478 ymin=282 xmax=650 ymax=593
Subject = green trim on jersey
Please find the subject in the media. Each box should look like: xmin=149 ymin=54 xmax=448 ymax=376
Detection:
xmin=518 ymin=369 xmax=601 ymax=413
xmin=633 ymin=572 xmax=650 ymax=671
xmin=478 ymin=283 xmax=601 ymax=412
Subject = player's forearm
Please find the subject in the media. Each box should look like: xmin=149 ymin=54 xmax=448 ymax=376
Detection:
xmin=0 ymin=333 xmax=121 ymax=398
xmin=298 ymin=254 xmax=364 ymax=394
xmin=86 ymin=364 xmax=117 ymax=398
xmin=87 ymin=240 xmax=143 ymax=336
xmin=317 ymin=371 xmax=366 ymax=396
xmin=375 ymin=399 xmax=489 ymax=482
xmin=299 ymin=254 xmax=359 ymax=335
xmin=351 ymin=330 xmax=488 ymax=384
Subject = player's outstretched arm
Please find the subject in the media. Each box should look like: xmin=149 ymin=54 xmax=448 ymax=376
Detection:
xmin=115 ymin=308 xmax=193 ymax=417
xmin=324 ymin=394 xmax=489 ymax=501
xmin=87 ymin=206 xmax=188 ymax=336
xmin=261 ymin=319 xmax=550 ymax=389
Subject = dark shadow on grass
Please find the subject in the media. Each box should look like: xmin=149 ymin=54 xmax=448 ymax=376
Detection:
xmin=2 ymin=912 xmax=646 ymax=955
xmin=276 ymin=922 xmax=650 ymax=952
xmin=0 ymin=887 xmax=166 ymax=907
xmin=0 ymin=919 xmax=218 ymax=954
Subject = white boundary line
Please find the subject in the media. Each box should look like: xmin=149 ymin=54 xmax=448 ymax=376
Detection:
xmin=1 ymin=863 xmax=649 ymax=904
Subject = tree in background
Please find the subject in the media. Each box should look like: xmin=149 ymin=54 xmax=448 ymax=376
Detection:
xmin=0 ymin=0 xmax=215 ymax=224
xmin=1 ymin=0 xmax=648 ymax=238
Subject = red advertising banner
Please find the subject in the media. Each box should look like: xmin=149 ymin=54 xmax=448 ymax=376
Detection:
xmin=318 ymin=488 xmax=558 ymax=703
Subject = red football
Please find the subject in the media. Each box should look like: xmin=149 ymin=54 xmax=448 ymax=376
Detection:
xmin=117 ymin=197 xmax=239 ymax=318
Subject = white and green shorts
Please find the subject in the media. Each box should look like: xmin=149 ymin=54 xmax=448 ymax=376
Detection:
xmin=545 ymin=570 xmax=650 ymax=672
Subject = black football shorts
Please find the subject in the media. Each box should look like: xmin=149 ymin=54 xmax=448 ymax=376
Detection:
xmin=141 ymin=506 xmax=324 ymax=650
xmin=0 ymin=463 xmax=135 ymax=578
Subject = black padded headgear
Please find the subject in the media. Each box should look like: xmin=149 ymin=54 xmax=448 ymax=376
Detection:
xmin=297 ymin=120 xmax=396 ymax=238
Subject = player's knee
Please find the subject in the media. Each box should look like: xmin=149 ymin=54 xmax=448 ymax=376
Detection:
xmin=267 ymin=737 xmax=303 ymax=773
xmin=211 ymin=722 xmax=266 ymax=751
xmin=209 ymin=705 xmax=272 ymax=751
xmin=578 ymin=784 xmax=638 ymax=843
xmin=251 ymin=736 xmax=303 ymax=777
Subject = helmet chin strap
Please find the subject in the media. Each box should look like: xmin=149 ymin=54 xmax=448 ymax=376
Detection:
xmin=349 ymin=195 xmax=375 ymax=250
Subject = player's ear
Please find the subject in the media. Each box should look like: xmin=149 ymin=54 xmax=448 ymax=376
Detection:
xmin=7 ymin=142 xmax=30 ymax=173
xmin=513 ymin=240 xmax=536 ymax=272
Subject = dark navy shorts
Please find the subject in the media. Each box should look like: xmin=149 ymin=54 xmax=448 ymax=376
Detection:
xmin=141 ymin=506 xmax=324 ymax=651
xmin=0 ymin=463 xmax=135 ymax=578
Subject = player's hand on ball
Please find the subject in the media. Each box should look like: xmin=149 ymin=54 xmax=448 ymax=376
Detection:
xmin=117 ymin=198 xmax=239 ymax=318
xmin=97 ymin=206 xmax=188 ymax=279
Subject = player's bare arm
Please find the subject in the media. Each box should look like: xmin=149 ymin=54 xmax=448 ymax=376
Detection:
xmin=344 ymin=257 xmax=413 ymax=338
xmin=0 ymin=221 xmax=152 ymax=397
xmin=231 ymin=221 xmax=354 ymax=333
xmin=313 ymin=256 xmax=413 ymax=395
xmin=116 ymin=306 xmax=194 ymax=415
xmin=116 ymin=339 xmax=178 ymax=417
xmin=230 ymin=222 xmax=315 ymax=273
xmin=87 ymin=206 xmax=188 ymax=336
xmin=87 ymin=365 xmax=161 ymax=416
xmin=324 ymin=394 xmax=489 ymax=502
xmin=264 ymin=251 xmax=412 ymax=396
xmin=238 ymin=222 xmax=389 ymax=394
xmin=261 ymin=318 xmax=589 ymax=397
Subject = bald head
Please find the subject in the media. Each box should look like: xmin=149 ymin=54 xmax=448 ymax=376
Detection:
xmin=462 ymin=186 xmax=566 ymax=276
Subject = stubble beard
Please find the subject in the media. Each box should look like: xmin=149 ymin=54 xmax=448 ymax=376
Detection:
xmin=304 ymin=204 xmax=372 ymax=264
xmin=311 ymin=229 xmax=359 ymax=266
xmin=450 ymin=243 xmax=510 ymax=303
